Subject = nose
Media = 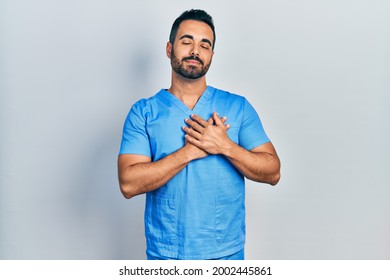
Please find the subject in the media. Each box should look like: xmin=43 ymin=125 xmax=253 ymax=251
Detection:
xmin=190 ymin=44 xmax=200 ymax=57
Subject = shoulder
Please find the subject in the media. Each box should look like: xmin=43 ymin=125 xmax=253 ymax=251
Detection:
xmin=208 ymin=86 xmax=244 ymax=99
xmin=211 ymin=86 xmax=259 ymax=107
xmin=208 ymin=86 xmax=249 ymax=108
xmin=130 ymin=89 xmax=165 ymax=113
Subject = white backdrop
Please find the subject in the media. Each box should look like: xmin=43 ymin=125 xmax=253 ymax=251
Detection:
xmin=1 ymin=0 xmax=389 ymax=259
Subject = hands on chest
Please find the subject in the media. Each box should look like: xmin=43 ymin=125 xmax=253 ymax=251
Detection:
xmin=182 ymin=112 xmax=232 ymax=156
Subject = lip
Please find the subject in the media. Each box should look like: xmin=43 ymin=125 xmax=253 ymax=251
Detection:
xmin=185 ymin=59 xmax=202 ymax=65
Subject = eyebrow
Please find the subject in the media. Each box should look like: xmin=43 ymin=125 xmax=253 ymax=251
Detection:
xmin=179 ymin=34 xmax=212 ymax=48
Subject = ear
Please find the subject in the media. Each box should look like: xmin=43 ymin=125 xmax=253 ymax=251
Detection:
xmin=166 ymin=42 xmax=172 ymax=59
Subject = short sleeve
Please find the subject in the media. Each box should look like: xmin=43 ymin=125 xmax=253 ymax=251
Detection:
xmin=119 ymin=100 xmax=151 ymax=157
xmin=238 ymin=98 xmax=270 ymax=150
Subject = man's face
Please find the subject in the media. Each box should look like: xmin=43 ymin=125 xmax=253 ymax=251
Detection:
xmin=167 ymin=20 xmax=214 ymax=79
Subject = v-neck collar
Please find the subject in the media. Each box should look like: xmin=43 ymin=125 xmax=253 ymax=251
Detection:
xmin=159 ymin=86 xmax=214 ymax=115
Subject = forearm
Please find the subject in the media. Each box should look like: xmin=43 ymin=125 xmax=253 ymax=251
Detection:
xmin=118 ymin=144 xmax=202 ymax=199
xmin=224 ymin=142 xmax=281 ymax=185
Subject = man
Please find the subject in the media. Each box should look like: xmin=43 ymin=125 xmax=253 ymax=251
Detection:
xmin=118 ymin=9 xmax=280 ymax=260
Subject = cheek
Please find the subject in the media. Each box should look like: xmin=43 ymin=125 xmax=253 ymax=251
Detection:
xmin=204 ymin=52 xmax=213 ymax=62
xmin=203 ymin=55 xmax=213 ymax=67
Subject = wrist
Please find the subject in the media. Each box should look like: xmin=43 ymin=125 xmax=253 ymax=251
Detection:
xmin=180 ymin=143 xmax=202 ymax=162
xmin=220 ymin=139 xmax=236 ymax=157
xmin=177 ymin=145 xmax=193 ymax=162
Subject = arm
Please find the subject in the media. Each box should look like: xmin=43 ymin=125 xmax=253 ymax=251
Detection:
xmin=223 ymin=142 xmax=280 ymax=185
xmin=118 ymin=142 xmax=207 ymax=199
xmin=183 ymin=112 xmax=281 ymax=185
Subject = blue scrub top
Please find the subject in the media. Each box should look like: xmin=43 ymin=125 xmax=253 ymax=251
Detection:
xmin=119 ymin=86 xmax=270 ymax=259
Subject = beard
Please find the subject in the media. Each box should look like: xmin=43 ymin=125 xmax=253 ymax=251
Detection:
xmin=170 ymin=48 xmax=211 ymax=80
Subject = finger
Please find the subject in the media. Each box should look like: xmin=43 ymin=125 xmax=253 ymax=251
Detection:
xmin=182 ymin=126 xmax=202 ymax=140
xmin=185 ymin=118 xmax=204 ymax=133
xmin=212 ymin=112 xmax=224 ymax=127
xmin=221 ymin=116 xmax=230 ymax=130
xmin=207 ymin=115 xmax=214 ymax=125
xmin=184 ymin=134 xmax=202 ymax=147
xmin=191 ymin=114 xmax=209 ymax=127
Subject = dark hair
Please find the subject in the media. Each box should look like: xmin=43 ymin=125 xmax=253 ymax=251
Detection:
xmin=169 ymin=9 xmax=216 ymax=50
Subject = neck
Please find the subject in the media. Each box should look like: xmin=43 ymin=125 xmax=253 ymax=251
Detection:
xmin=167 ymin=72 xmax=208 ymax=109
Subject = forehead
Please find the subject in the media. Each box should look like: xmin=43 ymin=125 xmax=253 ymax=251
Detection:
xmin=176 ymin=20 xmax=214 ymax=42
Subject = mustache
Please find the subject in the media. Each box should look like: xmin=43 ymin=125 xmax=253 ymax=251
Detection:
xmin=182 ymin=56 xmax=204 ymax=65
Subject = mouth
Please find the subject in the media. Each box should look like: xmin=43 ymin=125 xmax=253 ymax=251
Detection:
xmin=183 ymin=56 xmax=203 ymax=65
xmin=185 ymin=60 xmax=201 ymax=66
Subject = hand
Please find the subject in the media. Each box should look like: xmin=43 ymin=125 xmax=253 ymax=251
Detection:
xmin=182 ymin=112 xmax=232 ymax=155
